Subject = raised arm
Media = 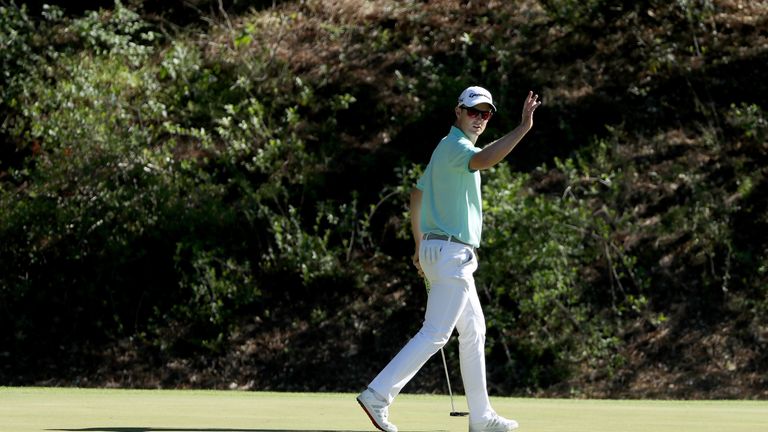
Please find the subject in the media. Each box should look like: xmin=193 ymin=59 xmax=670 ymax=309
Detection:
xmin=469 ymin=91 xmax=541 ymax=171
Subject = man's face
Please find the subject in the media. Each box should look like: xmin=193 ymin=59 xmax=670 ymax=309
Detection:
xmin=455 ymin=102 xmax=494 ymax=142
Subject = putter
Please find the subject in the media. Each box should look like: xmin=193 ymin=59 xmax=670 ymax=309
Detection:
xmin=440 ymin=346 xmax=469 ymax=417
xmin=426 ymin=277 xmax=468 ymax=417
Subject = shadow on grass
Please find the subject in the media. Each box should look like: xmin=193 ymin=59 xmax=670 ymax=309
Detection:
xmin=48 ymin=429 xmax=376 ymax=432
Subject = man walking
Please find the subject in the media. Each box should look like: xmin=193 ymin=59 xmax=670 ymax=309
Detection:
xmin=357 ymin=86 xmax=541 ymax=432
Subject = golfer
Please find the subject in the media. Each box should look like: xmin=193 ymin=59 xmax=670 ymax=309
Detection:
xmin=357 ymin=86 xmax=541 ymax=432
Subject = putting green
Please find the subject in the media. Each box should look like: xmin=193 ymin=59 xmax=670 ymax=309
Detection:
xmin=0 ymin=387 xmax=765 ymax=432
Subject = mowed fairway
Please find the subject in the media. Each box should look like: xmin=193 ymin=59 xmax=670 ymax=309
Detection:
xmin=1 ymin=387 xmax=766 ymax=432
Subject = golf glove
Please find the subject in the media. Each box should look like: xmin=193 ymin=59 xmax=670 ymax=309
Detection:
xmin=420 ymin=242 xmax=442 ymax=265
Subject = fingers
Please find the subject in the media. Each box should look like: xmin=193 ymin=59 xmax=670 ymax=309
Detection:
xmin=421 ymin=245 xmax=440 ymax=264
xmin=417 ymin=243 xmax=442 ymax=274
xmin=526 ymin=91 xmax=541 ymax=106
xmin=523 ymin=91 xmax=542 ymax=117
xmin=412 ymin=252 xmax=424 ymax=278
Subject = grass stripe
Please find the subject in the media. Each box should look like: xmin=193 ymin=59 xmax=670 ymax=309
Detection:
xmin=1 ymin=387 xmax=766 ymax=432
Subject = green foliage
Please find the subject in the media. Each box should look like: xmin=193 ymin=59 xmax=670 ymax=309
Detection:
xmin=479 ymin=158 xmax=646 ymax=388
xmin=1 ymin=2 xmax=36 ymax=107
xmin=0 ymin=1 xmax=365 ymax=362
xmin=727 ymin=103 xmax=768 ymax=144
xmin=2 ymin=0 xmax=766 ymax=395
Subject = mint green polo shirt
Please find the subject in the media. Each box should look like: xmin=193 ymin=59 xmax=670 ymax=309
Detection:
xmin=416 ymin=126 xmax=483 ymax=248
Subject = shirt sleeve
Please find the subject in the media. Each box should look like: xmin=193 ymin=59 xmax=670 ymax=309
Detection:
xmin=416 ymin=163 xmax=429 ymax=190
xmin=445 ymin=137 xmax=481 ymax=172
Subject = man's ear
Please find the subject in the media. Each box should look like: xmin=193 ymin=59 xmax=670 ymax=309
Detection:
xmin=454 ymin=106 xmax=462 ymax=119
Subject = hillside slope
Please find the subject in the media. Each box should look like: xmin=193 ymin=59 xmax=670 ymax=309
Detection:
xmin=1 ymin=0 xmax=766 ymax=397
xmin=195 ymin=0 xmax=768 ymax=398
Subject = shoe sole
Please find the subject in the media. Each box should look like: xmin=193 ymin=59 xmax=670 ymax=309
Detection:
xmin=356 ymin=396 xmax=390 ymax=432
xmin=469 ymin=422 xmax=519 ymax=432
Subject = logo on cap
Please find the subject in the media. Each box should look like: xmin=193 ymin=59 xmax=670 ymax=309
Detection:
xmin=458 ymin=86 xmax=497 ymax=111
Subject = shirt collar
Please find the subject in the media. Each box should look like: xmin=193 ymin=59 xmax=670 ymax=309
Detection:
xmin=450 ymin=125 xmax=471 ymax=142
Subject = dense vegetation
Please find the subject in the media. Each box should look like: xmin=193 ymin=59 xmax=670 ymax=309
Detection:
xmin=1 ymin=0 xmax=766 ymax=398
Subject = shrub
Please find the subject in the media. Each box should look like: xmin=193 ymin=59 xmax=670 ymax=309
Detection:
xmin=0 ymin=1 xmax=364 ymax=368
xmin=478 ymin=156 xmax=647 ymax=389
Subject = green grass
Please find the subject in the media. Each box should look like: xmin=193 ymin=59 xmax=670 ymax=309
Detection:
xmin=0 ymin=387 xmax=765 ymax=432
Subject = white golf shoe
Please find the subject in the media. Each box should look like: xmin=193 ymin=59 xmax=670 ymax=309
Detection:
xmin=356 ymin=389 xmax=398 ymax=432
xmin=469 ymin=413 xmax=519 ymax=432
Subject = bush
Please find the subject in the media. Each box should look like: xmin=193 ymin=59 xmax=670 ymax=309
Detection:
xmin=478 ymin=156 xmax=647 ymax=389
xmin=0 ymin=1 xmax=366 ymax=371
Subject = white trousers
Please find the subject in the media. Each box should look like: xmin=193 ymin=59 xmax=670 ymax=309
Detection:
xmin=368 ymin=239 xmax=494 ymax=423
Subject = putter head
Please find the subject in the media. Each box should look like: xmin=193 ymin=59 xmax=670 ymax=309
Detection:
xmin=450 ymin=411 xmax=469 ymax=417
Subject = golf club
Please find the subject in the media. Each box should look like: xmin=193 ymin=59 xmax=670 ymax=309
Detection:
xmin=440 ymin=345 xmax=469 ymax=417
xmin=426 ymin=277 xmax=469 ymax=417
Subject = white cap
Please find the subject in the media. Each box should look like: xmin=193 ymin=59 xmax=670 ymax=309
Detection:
xmin=457 ymin=86 xmax=497 ymax=112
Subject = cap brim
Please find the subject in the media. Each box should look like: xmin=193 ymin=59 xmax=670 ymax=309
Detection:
xmin=463 ymin=98 xmax=497 ymax=111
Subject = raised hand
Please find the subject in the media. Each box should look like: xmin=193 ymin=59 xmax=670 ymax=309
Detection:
xmin=521 ymin=91 xmax=541 ymax=130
